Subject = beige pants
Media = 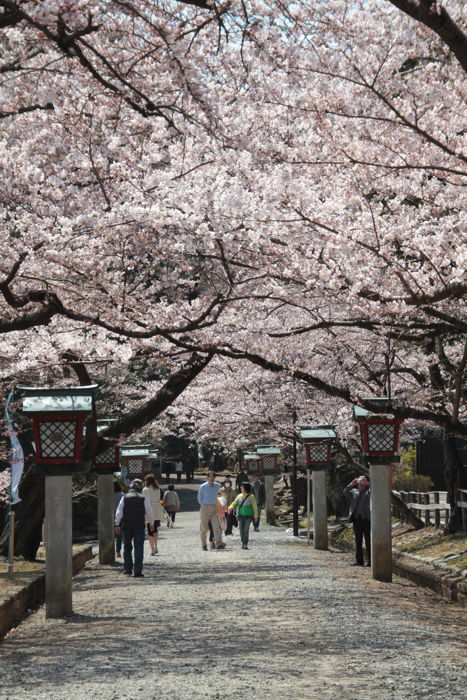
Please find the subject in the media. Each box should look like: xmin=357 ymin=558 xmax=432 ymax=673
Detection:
xmin=200 ymin=505 xmax=222 ymax=546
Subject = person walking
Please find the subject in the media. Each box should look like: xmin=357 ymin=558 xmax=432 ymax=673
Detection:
xmin=344 ymin=476 xmax=371 ymax=567
xmin=208 ymin=487 xmax=228 ymax=549
xmin=251 ymin=476 xmax=265 ymax=532
xmin=115 ymin=479 xmax=153 ymax=578
xmin=236 ymin=467 xmax=249 ymax=492
xmin=223 ymin=479 xmax=236 ymax=535
xmin=114 ymin=481 xmax=124 ymax=559
xmin=163 ymin=483 xmax=180 ymax=527
xmin=229 ymin=482 xmax=258 ymax=550
xmin=143 ymin=474 xmax=162 ymax=556
xmin=175 ymin=460 xmax=184 ymax=482
xmin=198 ymin=470 xmax=225 ymax=551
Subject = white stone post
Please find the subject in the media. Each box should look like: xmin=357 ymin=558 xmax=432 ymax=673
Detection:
xmin=312 ymin=469 xmax=328 ymax=550
xmin=97 ymin=473 xmax=115 ymax=565
xmin=306 ymin=469 xmax=311 ymax=544
xmin=370 ymin=463 xmax=392 ymax=582
xmin=264 ymin=475 xmax=275 ymax=524
xmin=45 ymin=475 xmax=73 ymax=618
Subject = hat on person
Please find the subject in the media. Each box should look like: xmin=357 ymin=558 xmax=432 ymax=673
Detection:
xmin=130 ymin=478 xmax=143 ymax=492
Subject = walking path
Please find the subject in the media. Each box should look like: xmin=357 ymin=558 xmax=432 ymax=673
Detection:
xmin=1 ymin=486 xmax=467 ymax=700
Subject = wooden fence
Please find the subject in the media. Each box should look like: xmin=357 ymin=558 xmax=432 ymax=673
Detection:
xmin=395 ymin=491 xmax=450 ymax=528
xmin=458 ymin=490 xmax=467 ymax=532
xmin=394 ymin=490 xmax=467 ymax=530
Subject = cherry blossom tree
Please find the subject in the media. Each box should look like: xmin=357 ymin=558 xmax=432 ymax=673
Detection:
xmin=0 ymin=0 xmax=466 ymax=535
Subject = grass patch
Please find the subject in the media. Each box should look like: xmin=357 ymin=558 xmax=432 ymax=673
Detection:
xmin=333 ymin=524 xmax=354 ymax=550
xmin=394 ymin=527 xmax=467 ymax=572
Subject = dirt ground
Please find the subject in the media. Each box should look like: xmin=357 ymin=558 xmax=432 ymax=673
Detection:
xmin=1 ymin=480 xmax=467 ymax=700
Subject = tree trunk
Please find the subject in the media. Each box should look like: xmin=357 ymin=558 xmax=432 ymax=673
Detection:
xmin=0 ymin=353 xmax=212 ymax=556
xmin=0 ymin=465 xmax=45 ymax=559
xmin=445 ymin=434 xmax=462 ymax=533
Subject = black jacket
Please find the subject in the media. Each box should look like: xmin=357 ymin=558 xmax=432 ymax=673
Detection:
xmin=121 ymin=492 xmax=146 ymax=530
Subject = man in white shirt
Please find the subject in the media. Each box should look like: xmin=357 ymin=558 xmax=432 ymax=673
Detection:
xmin=197 ymin=471 xmax=224 ymax=551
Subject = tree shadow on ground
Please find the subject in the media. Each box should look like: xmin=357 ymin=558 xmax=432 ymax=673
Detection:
xmin=2 ymin=551 xmax=466 ymax=694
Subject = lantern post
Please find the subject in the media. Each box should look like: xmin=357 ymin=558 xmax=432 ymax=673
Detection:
xmin=291 ymin=409 xmax=299 ymax=537
xmin=299 ymin=426 xmax=336 ymax=550
xmin=149 ymin=449 xmax=161 ymax=480
xmin=20 ymin=385 xmax=97 ymax=618
xmin=244 ymin=452 xmax=261 ymax=477
xmin=243 ymin=452 xmax=261 ymax=524
xmin=120 ymin=445 xmax=152 ymax=481
xmin=94 ymin=420 xmax=120 ymax=566
xmin=353 ymin=401 xmax=402 ymax=583
xmin=256 ymin=446 xmax=281 ymax=524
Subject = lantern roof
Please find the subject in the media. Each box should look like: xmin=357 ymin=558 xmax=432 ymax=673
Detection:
xmin=120 ymin=444 xmax=151 ymax=457
xmin=97 ymin=418 xmax=118 ymax=433
xmin=256 ymin=445 xmax=281 ymax=455
xmin=20 ymin=385 xmax=98 ymax=414
xmin=353 ymin=398 xmax=396 ymax=421
xmin=244 ymin=452 xmax=261 ymax=461
xmin=299 ymin=425 xmax=336 ymax=441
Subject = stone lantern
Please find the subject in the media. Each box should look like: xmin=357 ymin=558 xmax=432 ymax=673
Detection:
xmin=120 ymin=445 xmax=152 ymax=481
xmin=352 ymin=399 xmax=403 ymax=583
xmin=299 ymin=425 xmax=336 ymax=551
xmin=94 ymin=419 xmax=120 ymax=566
xmin=353 ymin=403 xmax=402 ymax=462
xmin=21 ymin=385 xmax=97 ymax=474
xmin=20 ymin=384 xmax=98 ymax=618
xmin=256 ymin=445 xmax=281 ymax=524
xmin=244 ymin=452 xmax=261 ymax=476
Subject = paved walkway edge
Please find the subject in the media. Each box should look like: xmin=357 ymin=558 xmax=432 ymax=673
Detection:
xmin=0 ymin=545 xmax=94 ymax=640
xmin=392 ymin=550 xmax=467 ymax=606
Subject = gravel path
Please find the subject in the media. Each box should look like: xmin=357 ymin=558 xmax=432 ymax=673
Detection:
xmin=1 ymin=492 xmax=467 ymax=700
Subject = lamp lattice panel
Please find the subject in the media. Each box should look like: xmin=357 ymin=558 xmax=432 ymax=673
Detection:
xmin=307 ymin=444 xmax=329 ymax=462
xmin=96 ymin=445 xmax=116 ymax=465
xmin=40 ymin=422 xmax=75 ymax=458
xmin=368 ymin=424 xmax=395 ymax=451
xmin=262 ymin=456 xmax=277 ymax=473
xmin=128 ymin=458 xmax=143 ymax=475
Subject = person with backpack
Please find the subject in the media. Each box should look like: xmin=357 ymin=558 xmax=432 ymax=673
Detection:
xmin=115 ymin=479 xmax=153 ymax=578
xmin=163 ymin=483 xmax=180 ymax=527
xmin=228 ymin=482 xmax=258 ymax=550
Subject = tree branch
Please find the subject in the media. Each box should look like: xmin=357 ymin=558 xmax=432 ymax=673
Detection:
xmin=101 ymin=352 xmax=213 ymax=441
xmin=387 ymin=0 xmax=467 ymax=74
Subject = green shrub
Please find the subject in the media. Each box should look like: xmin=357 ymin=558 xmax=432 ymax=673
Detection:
xmin=394 ymin=446 xmax=433 ymax=492
xmin=394 ymin=472 xmax=434 ymax=492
